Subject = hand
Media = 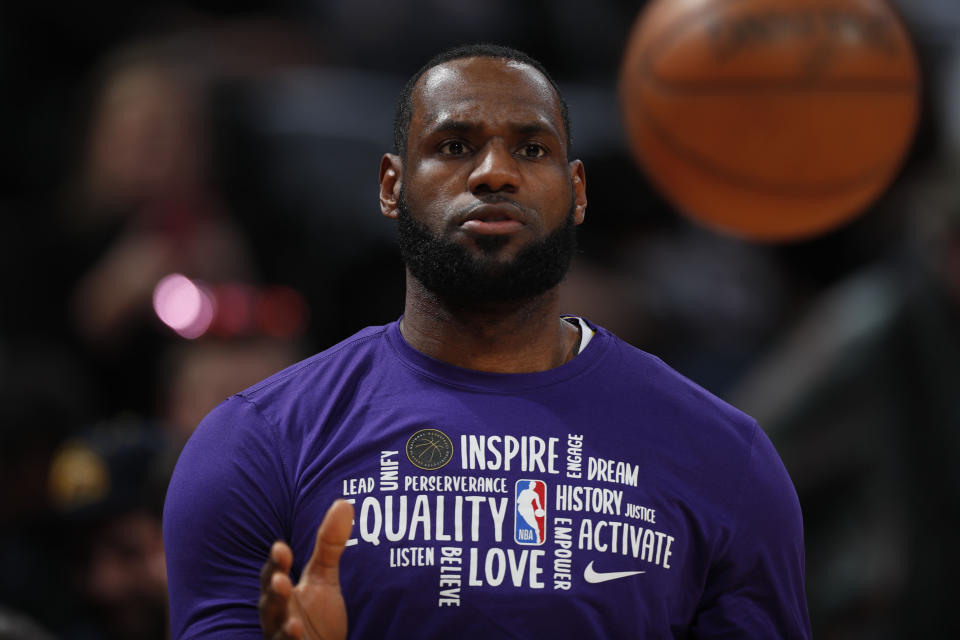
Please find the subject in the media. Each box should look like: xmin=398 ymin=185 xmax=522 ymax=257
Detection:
xmin=259 ymin=499 xmax=354 ymax=640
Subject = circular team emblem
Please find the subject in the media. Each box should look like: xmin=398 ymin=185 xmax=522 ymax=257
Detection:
xmin=405 ymin=428 xmax=454 ymax=470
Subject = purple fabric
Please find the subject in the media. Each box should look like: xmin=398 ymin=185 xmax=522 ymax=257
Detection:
xmin=164 ymin=319 xmax=811 ymax=639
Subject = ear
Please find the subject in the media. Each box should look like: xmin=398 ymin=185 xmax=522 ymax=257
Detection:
xmin=569 ymin=159 xmax=587 ymax=225
xmin=379 ymin=154 xmax=403 ymax=219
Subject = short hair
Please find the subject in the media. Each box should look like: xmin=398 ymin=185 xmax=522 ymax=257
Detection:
xmin=392 ymin=43 xmax=572 ymax=158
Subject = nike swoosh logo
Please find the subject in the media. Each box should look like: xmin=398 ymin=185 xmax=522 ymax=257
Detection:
xmin=583 ymin=560 xmax=645 ymax=584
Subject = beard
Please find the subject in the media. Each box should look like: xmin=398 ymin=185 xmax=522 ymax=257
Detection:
xmin=396 ymin=189 xmax=578 ymax=307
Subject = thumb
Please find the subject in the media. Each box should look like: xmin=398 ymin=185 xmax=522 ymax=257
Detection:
xmin=302 ymin=499 xmax=354 ymax=587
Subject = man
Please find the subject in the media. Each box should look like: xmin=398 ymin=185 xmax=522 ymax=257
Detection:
xmin=164 ymin=44 xmax=811 ymax=639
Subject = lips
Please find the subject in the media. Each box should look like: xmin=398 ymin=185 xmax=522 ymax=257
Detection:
xmin=459 ymin=203 xmax=526 ymax=235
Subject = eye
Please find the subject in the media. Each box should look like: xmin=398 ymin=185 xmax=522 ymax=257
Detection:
xmin=518 ymin=143 xmax=547 ymax=159
xmin=439 ymin=140 xmax=469 ymax=155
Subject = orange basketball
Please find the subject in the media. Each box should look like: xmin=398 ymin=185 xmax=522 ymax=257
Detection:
xmin=619 ymin=0 xmax=920 ymax=242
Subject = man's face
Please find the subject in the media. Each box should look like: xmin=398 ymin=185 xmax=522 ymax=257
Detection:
xmin=396 ymin=188 xmax=578 ymax=304
xmin=386 ymin=56 xmax=586 ymax=304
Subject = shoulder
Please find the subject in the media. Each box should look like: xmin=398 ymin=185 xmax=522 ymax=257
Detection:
xmin=227 ymin=322 xmax=395 ymax=421
xmin=583 ymin=323 xmax=784 ymax=513
xmin=590 ymin=326 xmax=809 ymax=633
xmin=244 ymin=323 xmax=391 ymax=398
xmin=598 ymin=328 xmax=802 ymax=537
xmin=176 ymin=322 xmax=396 ymax=466
xmin=594 ymin=323 xmax=758 ymax=444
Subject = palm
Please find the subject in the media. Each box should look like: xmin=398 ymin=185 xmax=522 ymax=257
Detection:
xmin=261 ymin=500 xmax=354 ymax=640
xmin=287 ymin=575 xmax=347 ymax=640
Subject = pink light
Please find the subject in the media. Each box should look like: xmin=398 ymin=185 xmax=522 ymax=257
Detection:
xmin=152 ymin=273 xmax=215 ymax=339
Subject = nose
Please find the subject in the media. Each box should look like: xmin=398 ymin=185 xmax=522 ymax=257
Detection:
xmin=467 ymin=141 xmax=520 ymax=194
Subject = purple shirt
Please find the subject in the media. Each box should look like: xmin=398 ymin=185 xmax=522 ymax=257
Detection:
xmin=164 ymin=319 xmax=811 ymax=638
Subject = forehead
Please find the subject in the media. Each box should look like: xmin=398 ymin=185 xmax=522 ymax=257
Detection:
xmin=410 ymin=57 xmax=564 ymax=141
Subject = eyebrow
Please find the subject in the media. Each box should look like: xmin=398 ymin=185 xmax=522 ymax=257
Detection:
xmin=426 ymin=118 xmax=561 ymax=140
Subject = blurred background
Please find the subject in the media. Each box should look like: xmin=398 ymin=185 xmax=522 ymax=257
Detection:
xmin=0 ymin=0 xmax=957 ymax=638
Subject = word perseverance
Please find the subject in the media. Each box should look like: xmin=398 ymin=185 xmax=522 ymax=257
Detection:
xmin=404 ymin=475 xmax=507 ymax=493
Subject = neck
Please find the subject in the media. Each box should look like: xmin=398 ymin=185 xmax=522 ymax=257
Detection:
xmin=400 ymin=273 xmax=580 ymax=373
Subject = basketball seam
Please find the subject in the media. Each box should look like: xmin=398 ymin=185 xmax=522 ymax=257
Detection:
xmin=636 ymin=0 xmax=917 ymax=96
xmin=636 ymin=95 xmax=905 ymax=196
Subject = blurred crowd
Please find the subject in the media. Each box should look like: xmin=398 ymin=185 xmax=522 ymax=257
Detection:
xmin=1 ymin=1 xmax=958 ymax=638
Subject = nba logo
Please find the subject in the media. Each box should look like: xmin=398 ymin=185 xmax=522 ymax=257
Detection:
xmin=514 ymin=479 xmax=547 ymax=545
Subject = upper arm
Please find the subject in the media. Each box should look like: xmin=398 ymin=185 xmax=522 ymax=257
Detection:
xmin=163 ymin=396 xmax=292 ymax=639
xmin=691 ymin=424 xmax=812 ymax=639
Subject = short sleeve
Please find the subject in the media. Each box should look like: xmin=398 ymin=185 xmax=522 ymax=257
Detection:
xmin=691 ymin=422 xmax=812 ymax=639
xmin=163 ymin=396 xmax=293 ymax=639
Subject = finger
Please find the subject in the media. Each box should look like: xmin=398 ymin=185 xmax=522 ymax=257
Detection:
xmin=259 ymin=544 xmax=294 ymax=636
xmin=283 ymin=617 xmax=303 ymax=639
xmin=260 ymin=571 xmax=294 ymax=636
xmin=260 ymin=541 xmax=293 ymax=593
xmin=268 ymin=616 xmax=300 ymax=640
xmin=303 ymin=499 xmax=354 ymax=586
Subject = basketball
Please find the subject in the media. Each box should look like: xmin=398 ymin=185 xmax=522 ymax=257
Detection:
xmin=619 ymin=0 xmax=920 ymax=242
xmin=535 ymin=509 xmax=545 ymax=517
